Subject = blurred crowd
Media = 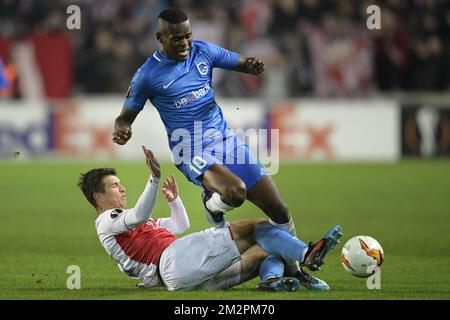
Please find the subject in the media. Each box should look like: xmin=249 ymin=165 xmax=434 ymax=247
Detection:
xmin=0 ymin=0 xmax=449 ymax=98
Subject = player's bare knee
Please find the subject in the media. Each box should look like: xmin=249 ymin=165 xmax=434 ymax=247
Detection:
xmin=224 ymin=181 xmax=246 ymax=207
xmin=239 ymin=246 xmax=268 ymax=282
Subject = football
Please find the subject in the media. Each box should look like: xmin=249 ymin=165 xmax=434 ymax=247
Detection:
xmin=340 ymin=236 xmax=384 ymax=278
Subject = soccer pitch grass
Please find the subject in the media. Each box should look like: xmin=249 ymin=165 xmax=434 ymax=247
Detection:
xmin=1 ymin=159 xmax=449 ymax=300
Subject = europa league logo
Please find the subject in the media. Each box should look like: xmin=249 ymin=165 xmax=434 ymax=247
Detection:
xmin=404 ymin=107 xmax=450 ymax=156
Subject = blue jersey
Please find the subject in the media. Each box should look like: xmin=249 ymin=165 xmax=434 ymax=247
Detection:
xmin=124 ymin=40 xmax=239 ymax=150
xmin=124 ymin=40 xmax=268 ymax=190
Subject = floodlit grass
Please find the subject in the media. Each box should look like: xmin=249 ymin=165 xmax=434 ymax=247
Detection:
xmin=1 ymin=159 xmax=449 ymax=299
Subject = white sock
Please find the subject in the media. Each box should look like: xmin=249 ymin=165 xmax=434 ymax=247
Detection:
xmin=206 ymin=192 xmax=234 ymax=213
xmin=269 ymin=218 xmax=296 ymax=236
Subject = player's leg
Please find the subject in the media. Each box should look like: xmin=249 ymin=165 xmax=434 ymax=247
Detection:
xmin=223 ymin=136 xmax=333 ymax=290
xmin=252 ymin=221 xmax=308 ymax=263
xmin=201 ymin=163 xmax=247 ymax=209
xmin=188 ymin=218 xmax=264 ymax=290
xmin=159 ymin=227 xmax=242 ymax=291
xmin=250 ymin=220 xmax=341 ymax=291
xmin=228 ymin=219 xmax=335 ymax=291
xmin=229 ymin=218 xmax=265 ymax=253
xmin=259 ymin=255 xmax=284 ymax=282
xmin=202 ymin=245 xmax=299 ymax=292
xmin=245 ymin=175 xmax=303 ymax=275
xmin=254 ymin=221 xmax=342 ymax=270
xmin=161 ymin=222 xmax=266 ymax=291
xmin=246 ymin=175 xmax=291 ymax=224
xmin=200 ymin=164 xmax=248 ymax=227
xmin=237 ymin=246 xmax=300 ymax=293
xmin=175 ymin=152 xmax=244 ymax=227
xmin=253 ymin=221 xmax=342 ymax=290
xmin=229 ymin=218 xmax=306 ymax=261
xmin=201 ymin=133 xmax=268 ymax=220
xmin=256 ymin=255 xmax=300 ymax=292
xmin=235 ymin=245 xmax=267 ymax=284
xmin=228 ymin=219 xmax=299 ymax=292
xmin=224 ymin=140 xmax=295 ymax=233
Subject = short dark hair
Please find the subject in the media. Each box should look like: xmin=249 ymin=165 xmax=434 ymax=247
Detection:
xmin=78 ymin=168 xmax=117 ymax=209
xmin=158 ymin=7 xmax=188 ymax=24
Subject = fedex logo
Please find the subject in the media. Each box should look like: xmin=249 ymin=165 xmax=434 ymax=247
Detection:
xmin=0 ymin=104 xmax=114 ymax=159
xmin=0 ymin=120 xmax=52 ymax=156
xmin=174 ymin=82 xmax=210 ymax=108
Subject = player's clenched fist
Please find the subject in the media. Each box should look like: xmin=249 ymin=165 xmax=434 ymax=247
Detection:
xmin=112 ymin=126 xmax=132 ymax=145
xmin=246 ymin=58 xmax=265 ymax=75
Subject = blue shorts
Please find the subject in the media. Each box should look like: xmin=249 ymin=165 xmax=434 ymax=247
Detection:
xmin=175 ymin=133 xmax=268 ymax=191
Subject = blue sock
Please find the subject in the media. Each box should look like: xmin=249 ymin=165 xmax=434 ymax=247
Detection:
xmin=259 ymin=255 xmax=285 ymax=282
xmin=254 ymin=222 xmax=308 ymax=263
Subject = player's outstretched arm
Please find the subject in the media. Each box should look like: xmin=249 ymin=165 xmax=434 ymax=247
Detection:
xmin=113 ymin=107 xmax=139 ymax=145
xmin=124 ymin=146 xmax=161 ymax=229
xmin=158 ymin=174 xmax=190 ymax=234
xmin=235 ymin=56 xmax=265 ymax=75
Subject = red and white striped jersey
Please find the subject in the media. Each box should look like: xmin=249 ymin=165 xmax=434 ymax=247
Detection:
xmin=95 ymin=208 xmax=177 ymax=287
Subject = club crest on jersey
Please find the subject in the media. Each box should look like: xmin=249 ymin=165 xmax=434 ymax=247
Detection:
xmin=196 ymin=62 xmax=208 ymax=76
xmin=111 ymin=208 xmax=123 ymax=218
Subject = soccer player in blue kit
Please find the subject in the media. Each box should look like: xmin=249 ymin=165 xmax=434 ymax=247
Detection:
xmin=112 ymin=8 xmax=342 ymax=290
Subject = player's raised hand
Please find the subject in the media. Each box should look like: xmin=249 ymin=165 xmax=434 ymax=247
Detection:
xmin=142 ymin=146 xmax=160 ymax=178
xmin=112 ymin=126 xmax=132 ymax=145
xmin=162 ymin=174 xmax=179 ymax=202
xmin=246 ymin=57 xmax=265 ymax=75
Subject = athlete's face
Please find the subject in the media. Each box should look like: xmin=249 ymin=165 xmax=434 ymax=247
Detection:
xmin=95 ymin=175 xmax=127 ymax=210
xmin=157 ymin=20 xmax=192 ymax=61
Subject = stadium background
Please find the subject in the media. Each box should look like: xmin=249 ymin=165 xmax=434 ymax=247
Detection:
xmin=0 ymin=0 xmax=449 ymax=299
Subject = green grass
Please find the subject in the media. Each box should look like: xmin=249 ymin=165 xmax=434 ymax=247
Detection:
xmin=1 ymin=159 xmax=450 ymax=299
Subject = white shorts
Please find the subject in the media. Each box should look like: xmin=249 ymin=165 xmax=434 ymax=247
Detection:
xmin=159 ymin=225 xmax=242 ymax=291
